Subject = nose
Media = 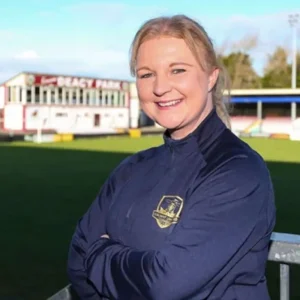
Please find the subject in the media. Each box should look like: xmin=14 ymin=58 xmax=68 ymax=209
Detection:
xmin=153 ymin=74 xmax=172 ymax=97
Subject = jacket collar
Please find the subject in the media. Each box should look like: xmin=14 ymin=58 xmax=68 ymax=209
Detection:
xmin=163 ymin=108 xmax=227 ymax=155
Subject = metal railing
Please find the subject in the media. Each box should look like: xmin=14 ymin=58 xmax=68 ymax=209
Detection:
xmin=47 ymin=284 xmax=75 ymax=300
xmin=268 ymin=232 xmax=300 ymax=300
xmin=47 ymin=232 xmax=300 ymax=300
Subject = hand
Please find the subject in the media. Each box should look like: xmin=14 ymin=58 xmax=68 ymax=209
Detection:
xmin=101 ymin=234 xmax=110 ymax=239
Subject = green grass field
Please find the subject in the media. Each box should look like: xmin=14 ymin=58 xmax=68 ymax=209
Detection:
xmin=1 ymin=136 xmax=300 ymax=300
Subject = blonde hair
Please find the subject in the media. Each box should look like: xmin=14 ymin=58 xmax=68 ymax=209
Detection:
xmin=129 ymin=14 xmax=231 ymax=129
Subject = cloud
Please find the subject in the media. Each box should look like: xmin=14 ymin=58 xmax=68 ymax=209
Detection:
xmin=2 ymin=4 xmax=299 ymax=83
xmin=201 ymin=11 xmax=297 ymax=48
xmin=14 ymin=50 xmax=40 ymax=60
xmin=0 ymin=51 xmax=133 ymax=85
xmin=197 ymin=11 xmax=300 ymax=75
xmin=0 ymin=30 xmax=18 ymax=41
xmin=61 ymin=1 xmax=169 ymax=47
xmin=65 ymin=2 xmax=128 ymax=20
xmin=64 ymin=1 xmax=168 ymax=23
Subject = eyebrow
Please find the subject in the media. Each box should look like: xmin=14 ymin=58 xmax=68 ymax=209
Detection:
xmin=136 ymin=66 xmax=152 ymax=72
xmin=136 ymin=62 xmax=193 ymax=72
xmin=170 ymin=62 xmax=193 ymax=67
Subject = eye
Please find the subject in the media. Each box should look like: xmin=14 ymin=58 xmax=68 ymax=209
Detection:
xmin=139 ymin=73 xmax=152 ymax=79
xmin=172 ymin=68 xmax=186 ymax=74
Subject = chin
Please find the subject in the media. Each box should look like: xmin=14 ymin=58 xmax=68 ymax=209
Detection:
xmin=155 ymin=120 xmax=182 ymax=131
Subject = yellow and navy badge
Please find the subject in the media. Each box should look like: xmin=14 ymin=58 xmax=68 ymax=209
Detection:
xmin=152 ymin=195 xmax=184 ymax=228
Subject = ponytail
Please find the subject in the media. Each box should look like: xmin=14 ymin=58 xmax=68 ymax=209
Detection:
xmin=212 ymin=63 xmax=232 ymax=129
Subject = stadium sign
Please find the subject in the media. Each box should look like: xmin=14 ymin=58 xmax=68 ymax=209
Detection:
xmin=27 ymin=74 xmax=128 ymax=90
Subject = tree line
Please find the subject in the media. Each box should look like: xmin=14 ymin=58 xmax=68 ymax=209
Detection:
xmin=217 ymin=35 xmax=300 ymax=89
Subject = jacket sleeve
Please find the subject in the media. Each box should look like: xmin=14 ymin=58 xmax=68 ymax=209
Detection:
xmin=67 ymin=171 xmax=118 ymax=299
xmin=83 ymin=156 xmax=276 ymax=300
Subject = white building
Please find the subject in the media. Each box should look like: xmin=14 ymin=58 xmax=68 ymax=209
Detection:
xmin=0 ymin=71 xmax=140 ymax=135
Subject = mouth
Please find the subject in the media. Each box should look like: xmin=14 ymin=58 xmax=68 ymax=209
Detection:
xmin=156 ymin=99 xmax=182 ymax=108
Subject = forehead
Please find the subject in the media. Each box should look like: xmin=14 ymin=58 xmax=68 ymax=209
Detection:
xmin=136 ymin=37 xmax=198 ymax=66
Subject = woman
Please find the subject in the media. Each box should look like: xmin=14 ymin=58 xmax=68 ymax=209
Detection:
xmin=67 ymin=14 xmax=276 ymax=300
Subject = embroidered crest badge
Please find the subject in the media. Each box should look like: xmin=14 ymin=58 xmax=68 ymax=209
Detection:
xmin=152 ymin=195 xmax=184 ymax=228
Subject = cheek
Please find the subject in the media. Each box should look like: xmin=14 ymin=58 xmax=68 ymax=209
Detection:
xmin=176 ymin=75 xmax=208 ymax=101
xmin=137 ymin=81 xmax=153 ymax=104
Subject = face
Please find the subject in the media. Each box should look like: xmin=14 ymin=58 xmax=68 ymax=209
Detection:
xmin=135 ymin=36 xmax=219 ymax=139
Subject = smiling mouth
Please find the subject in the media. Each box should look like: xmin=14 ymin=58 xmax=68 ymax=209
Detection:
xmin=156 ymin=99 xmax=182 ymax=107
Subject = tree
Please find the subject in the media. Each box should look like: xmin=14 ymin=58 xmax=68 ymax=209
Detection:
xmin=261 ymin=47 xmax=291 ymax=88
xmin=216 ymin=35 xmax=261 ymax=89
xmin=219 ymin=52 xmax=261 ymax=89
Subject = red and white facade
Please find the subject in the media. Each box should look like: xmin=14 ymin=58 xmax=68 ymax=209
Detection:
xmin=0 ymin=72 xmax=139 ymax=134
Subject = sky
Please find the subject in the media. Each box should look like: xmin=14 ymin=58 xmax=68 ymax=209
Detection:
xmin=0 ymin=0 xmax=299 ymax=83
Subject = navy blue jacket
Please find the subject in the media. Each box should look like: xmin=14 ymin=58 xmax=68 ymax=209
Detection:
xmin=67 ymin=109 xmax=276 ymax=300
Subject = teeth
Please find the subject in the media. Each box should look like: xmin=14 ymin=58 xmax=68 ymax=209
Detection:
xmin=158 ymin=100 xmax=181 ymax=107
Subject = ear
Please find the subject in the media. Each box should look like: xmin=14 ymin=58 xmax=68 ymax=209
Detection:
xmin=208 ymin=68 xmax=219 ymax=92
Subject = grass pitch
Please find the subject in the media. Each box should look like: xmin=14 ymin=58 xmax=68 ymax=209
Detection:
xmin=0 ymin=136 xmax=300 ymax=299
